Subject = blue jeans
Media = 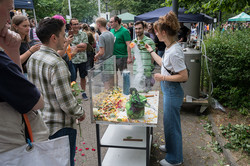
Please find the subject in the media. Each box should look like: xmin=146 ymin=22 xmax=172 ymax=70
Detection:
xmin=49 ymin=128 xmax=77 ymax=166
xmin=161 ymin=81 xmax=184 ymax=164
xmin=68 ymin=61 xmax=76 ymax=82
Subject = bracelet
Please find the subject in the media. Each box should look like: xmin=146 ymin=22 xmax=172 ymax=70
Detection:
xmin=149 ymin=50 xmax=154 ymax=54
xmin=29 ymin=49 xmax=33 ymax=54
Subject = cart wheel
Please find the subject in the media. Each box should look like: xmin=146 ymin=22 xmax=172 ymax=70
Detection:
xmin=195 ymin=106 xmax=202 ymax=116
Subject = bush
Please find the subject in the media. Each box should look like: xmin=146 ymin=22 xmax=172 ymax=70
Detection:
xmin=220 ymin=123 xmax=250 ymax=154
xmin=203 ymin=28 xmax=250 ymax=111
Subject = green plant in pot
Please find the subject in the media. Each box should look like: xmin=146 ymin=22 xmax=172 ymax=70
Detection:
xmin=126 ymin=88 xmax=147 ymax=119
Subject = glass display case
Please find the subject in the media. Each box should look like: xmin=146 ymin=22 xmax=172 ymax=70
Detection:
xmin=88 ymin=56 xmax=159 ymax=126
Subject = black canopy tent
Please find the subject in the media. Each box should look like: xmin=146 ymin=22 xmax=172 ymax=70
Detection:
xmin=14 ymin=0 xmax=37 ymax=26
xmin=135 ymin=7 xmax=213 ymax=24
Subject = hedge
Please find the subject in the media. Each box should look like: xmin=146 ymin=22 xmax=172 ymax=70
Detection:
xmin=203 ymin=28 xmax=250 ymax=111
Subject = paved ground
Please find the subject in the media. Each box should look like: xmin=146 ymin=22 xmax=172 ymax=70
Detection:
xmin=74 ymin=66 xmax=227 ymax=166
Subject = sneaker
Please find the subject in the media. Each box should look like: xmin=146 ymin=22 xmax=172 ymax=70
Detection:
xmin=160 ymin=159 xmax=183 ymax=166
xmin=159 ymin=145 xmax=166 ymax=152
xmin=82 ymin=92 xmax=88 ymax=101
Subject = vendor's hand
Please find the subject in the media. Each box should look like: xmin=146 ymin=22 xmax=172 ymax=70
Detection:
xmin=78 ymin=113 xmax=86 ymax=122
xmin=127 ymin=56 xmax=132 ymax=64
xmin=30 ymin=44 xmax=41 ymax=53
xmin=154 ymin=73 xmax=164 ymax=81
xmin=0 ymin=25 xmax=21 ymax=53
xmin=145 ymin=43 xmax=153 ymax=53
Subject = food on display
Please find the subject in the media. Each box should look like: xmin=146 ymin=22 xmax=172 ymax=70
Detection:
xmin=92 ymin=87 xmax=158 ymax=124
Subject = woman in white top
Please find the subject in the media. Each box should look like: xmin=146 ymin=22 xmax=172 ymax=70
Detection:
xmin=145 ymin=11 xmax=188 ymax=166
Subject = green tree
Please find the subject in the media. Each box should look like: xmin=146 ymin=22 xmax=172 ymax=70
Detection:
xmin=163 ymin=0 xmax=249 ymax=16
xmin=31 ymin=0 xmax=98 ymax=23
xmin=127 ymin=0 xmax=165 ymax=15
xmin=108 ymin=0 xmax=165 ymax=15
xmin=61 ymin=0 xmax=98 ymax=23
xmin=108 ymin=0 xmax=128 ymax=14
xmin=32 ymin=0 xmax=64 ymax=20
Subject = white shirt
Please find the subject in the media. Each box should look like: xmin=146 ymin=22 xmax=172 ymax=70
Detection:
xmin=161 ymin=43 xmax=186 ymax=76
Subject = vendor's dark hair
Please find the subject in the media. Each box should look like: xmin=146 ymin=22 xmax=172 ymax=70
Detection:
xmin=36 ymin=18 xmax=64 ymax=44
xmin=154 ymin=11 xmax=180 ymax=36
xmin=135 ymin=21 xmax=145 ymax=28
xmin=113 ymin=16 xmax=122 ymax=25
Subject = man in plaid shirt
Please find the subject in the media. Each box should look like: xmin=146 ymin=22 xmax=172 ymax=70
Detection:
xmin=27 ymin=18 xmax=85 ymax=166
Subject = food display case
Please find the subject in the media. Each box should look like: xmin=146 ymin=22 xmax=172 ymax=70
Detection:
xmin=88 ymin=56 xmax=159 ymax=126
xmin=88 ymin=56 xmax=159 ymax=166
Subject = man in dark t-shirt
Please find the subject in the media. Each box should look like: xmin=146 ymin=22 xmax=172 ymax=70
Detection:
xmin=0 ymin=0 xmax=48 ymax=153
xmin=178 ymin=22 xmax=191 ymax=42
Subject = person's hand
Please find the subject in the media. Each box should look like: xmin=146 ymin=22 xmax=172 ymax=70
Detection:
xmin=30 ymin=44 xmax=41 ymax=53
xmin=78 ymin=113 xmax=86 ymax=122
xmin=66 ymin=35 xmax=73 ymax=45
xmin=0 ymin=25 xmax=21 ymax=53
xmin=127 ymin=56 xmax=132 ymax=64
xmin=94 ymin=54 xmax=99 ymax=62
xmin=71 ymin=46 xmax=78 ymax=58
xmin=145 ymin=43 xmax=153 ymax=53
xmin=154 ymin=73 xmax=164 ymax=81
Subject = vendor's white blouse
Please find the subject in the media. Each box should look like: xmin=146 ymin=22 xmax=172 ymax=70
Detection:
xmin=161 ymin=43 xmax=186 ymax=76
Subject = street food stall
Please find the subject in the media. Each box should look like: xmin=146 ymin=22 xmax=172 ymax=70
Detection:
xmin=88 ymin=56 xmax=159 ymax=166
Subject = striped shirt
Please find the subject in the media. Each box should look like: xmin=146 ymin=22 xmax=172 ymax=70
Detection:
xmin=27 ymin=45 xmax=85 ymax=135
xmin=132 ymin=35 xmax=156 ymax=77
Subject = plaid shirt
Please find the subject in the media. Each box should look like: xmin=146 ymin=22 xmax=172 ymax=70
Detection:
xmin=27 ymin=45 xmax=85 ymax=135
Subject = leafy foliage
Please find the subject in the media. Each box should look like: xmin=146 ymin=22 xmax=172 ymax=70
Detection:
xmin=220 ymin=123 xmax=250 ymax=154
xmin=108 ymin=0 xmax=165 ymax=15
xmin=32 ymin=0 xmax=63 ymax=20
xmin=62 ymin=0 xmax=98 ymax=23
xmin=203 ymin=121 xmax=214 ymax=136
xmin=30 ymin=0 xmax=98 ymax=23
xmin=203 ymin=28 xmax=250 ymax=111
xmin=163 ymin=0 xmax=249 ymax=17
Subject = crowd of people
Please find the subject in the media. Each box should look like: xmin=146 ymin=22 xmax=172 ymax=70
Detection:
xmin=0 ymin=0 xmax=195 ymax=165
xmin=220 ymin=21 xmax=249 ymax=32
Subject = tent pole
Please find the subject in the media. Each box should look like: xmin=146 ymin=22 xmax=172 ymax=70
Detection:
xmin=172 ymin=0 xmax=178 ymax=17
xmin=68 ymin=0 xmax=72 ymax=18
xmin=33 ymin=9 xmax=38 ymax=27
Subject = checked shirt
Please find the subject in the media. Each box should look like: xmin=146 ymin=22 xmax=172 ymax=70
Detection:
xmin=27 ymin=45 xmax=85 ymax=135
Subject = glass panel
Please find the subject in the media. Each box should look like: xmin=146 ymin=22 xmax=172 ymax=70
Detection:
xmin=88 ymin=55 xmax=159 ymax=126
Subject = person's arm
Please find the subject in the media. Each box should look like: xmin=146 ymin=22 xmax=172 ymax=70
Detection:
xmin=77 ymin=31 xmax=88 ymax=52
xmin=154 ymin=69 xmax=188 ymax=82
xmin=0 ymin=61 xmax=44 ymax=113
xmin=0 ymin=25 xmax=22 ymax=68
xmin=20 ymin=44 xmax=40 ymax=64
xmin=51 ymin=61 xmax=85 ymax=119
xmin=31 ymin=95 xmax=44 ymax=110
xmin=76 ymin=43 xmax=87 ymax=52
xmin=126 ymin=41 xmax=132 ymax=63
xmin=57 ymin=35 xmax=73 ymax=57
xmin=123 ymin=30 xmax=132 ymax=63
xmin=178 ymin=37 xmax=184 ymax=42
xmin=95 ymin=47 xmax=104 ymax=60
xmin=145 ymin=43 xmax=162 ymax=66
xmin=148 ymin=39 xmax=156 ymax=64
